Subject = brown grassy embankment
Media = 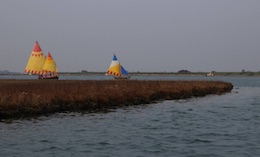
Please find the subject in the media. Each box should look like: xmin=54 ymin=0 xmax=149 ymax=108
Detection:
xmin=0 ymin=80 xmax=233 ymax=119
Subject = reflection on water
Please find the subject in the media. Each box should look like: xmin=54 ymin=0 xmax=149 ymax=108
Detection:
xmin=0 ymin=75 xmax=260 ymax=156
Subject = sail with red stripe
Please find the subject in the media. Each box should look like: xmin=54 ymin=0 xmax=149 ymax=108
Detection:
xmin=24 ymin=41 xmax=45 ymax=74
xmin=24 ymin=41 xmax=59 ymax=79
xmin=106 ymin=54 xmax=130 ymax=79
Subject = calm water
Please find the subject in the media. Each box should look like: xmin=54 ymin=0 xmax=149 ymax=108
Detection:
xmin=0 ymin=75 xmax=260 ymax=157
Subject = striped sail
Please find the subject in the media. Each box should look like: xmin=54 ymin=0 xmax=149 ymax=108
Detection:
xmin=42 ymin=52 xmax=58 ymax=74
xmin=107 ymin=54 xmax=122 ymax=76
xmin=24 ymin=41 xmax=46 ymax=74
xmin=24 ymin=41 xmax=59 ymax=79
xmin=106 ymin=54 xmax=130 ymax=78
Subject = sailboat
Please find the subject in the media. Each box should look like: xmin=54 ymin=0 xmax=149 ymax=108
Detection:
xmin=39 ymin=52 xmax=59 ymax=79
xmin=106 ymin=53 xmax=130 ymax=79
xmin=206 ymin=72 xmax=214 ymax=77
xmin=24 ymin=41 xmax=59 ymax=79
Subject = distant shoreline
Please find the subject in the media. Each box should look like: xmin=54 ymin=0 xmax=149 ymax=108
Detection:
xmin=61 ymin=71 xmax=260 ymax=76
xmin=1 ymin=71 xmax=260 ymax=77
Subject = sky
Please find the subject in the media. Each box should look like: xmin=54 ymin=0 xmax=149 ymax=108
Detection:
xmin=0 ymin=0 xmax=260 ymax=72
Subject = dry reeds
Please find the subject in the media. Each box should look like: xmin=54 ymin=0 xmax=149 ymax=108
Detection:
xmin=0 ymin=80 xmax=233 ymax=119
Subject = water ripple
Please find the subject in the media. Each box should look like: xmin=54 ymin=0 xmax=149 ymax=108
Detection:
xmin=1 ymin=84 xmax=260 ymax=156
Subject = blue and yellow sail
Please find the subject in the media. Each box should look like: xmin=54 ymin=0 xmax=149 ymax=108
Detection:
xmin=106 ymin=54 xmax=130 ymax=79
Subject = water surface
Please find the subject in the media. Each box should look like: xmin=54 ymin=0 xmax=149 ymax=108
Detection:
xmin=0 ymin=75 xmax=259 ymax=157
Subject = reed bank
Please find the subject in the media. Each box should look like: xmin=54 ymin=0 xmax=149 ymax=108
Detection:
xmin=0 ymin=80 xmax=233 ymax=119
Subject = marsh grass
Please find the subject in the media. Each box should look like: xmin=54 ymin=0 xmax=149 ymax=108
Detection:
xmin=0 ymin=80 xmax=232 ymax=119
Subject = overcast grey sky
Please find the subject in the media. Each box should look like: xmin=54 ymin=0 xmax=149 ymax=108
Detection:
xmin=1 ymin=0 xmax=259 ymax=72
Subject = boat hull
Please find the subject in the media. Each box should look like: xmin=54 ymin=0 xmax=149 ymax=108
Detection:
xmin=114 ymin=76 xmax=131 ymax=80
xmin=206 ymin=72 xmax=214 ymax=77
xmin=38 ymin=75 xmax=59 ymax=80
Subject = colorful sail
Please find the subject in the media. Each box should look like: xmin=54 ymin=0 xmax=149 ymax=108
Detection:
xmin=121 ymin=66 xmax=128 ymax=75
xmin=107 ymin=54 xmax=122 ymax=76
xmin=24 ymin=41 xmax=59 ymax=79
xmin=42 ymin=52 xmax=58 ymax=74
xmin=106 ymin=54 xmax=130 ymax=79
xmin=24 ymin=41 xmax=46 ymax=74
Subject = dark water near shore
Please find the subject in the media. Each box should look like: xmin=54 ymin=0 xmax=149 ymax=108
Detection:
xmin=1 ymin=75 xmax=260 ymax=157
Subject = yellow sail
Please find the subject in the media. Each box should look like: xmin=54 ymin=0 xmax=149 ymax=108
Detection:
xmin=107 ymin=54 xmax=122 ymax=77
xmin=107 ymin=64 xmax=122 ymax=76
xmin=42 ymin=52 xmax=58 ymax=74
xmin=106 ymin=54 xmax=130 ymax=79
xmin=24 ymin=41 xmax=45 ymax=74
